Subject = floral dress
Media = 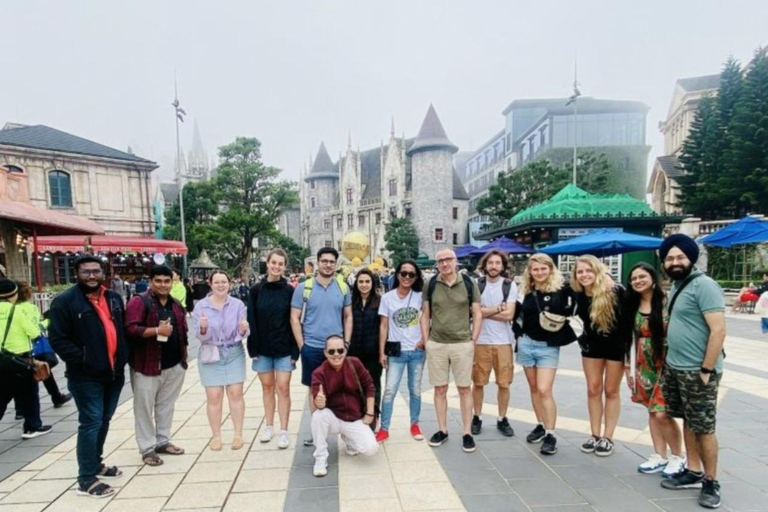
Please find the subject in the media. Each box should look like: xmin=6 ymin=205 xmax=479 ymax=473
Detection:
xmin=630 ymin=311 xmax=667 ymax=412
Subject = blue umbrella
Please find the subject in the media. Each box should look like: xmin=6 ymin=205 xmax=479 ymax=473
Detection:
xmin=699 ymin=216 xmax=768 ymax=247
xmin=470 ymin=236 xmax=533 ymax=256
xmin=454 ymin=244 xmax=478 ymax=258
xmin=540 ymin=229 xmax=663 ymax=257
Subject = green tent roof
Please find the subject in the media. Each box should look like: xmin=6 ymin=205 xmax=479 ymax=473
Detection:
xmin=508 ymin=184 xmax=656 ymax=226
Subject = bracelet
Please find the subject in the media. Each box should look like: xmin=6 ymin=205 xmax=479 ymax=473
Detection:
xmin=364 ymin=413 xmax=374 ymax=417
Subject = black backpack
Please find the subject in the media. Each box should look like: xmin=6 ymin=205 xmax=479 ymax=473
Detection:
xmin=426 ymin=274 xmax=475 ymax=317
xmin=477 ymin=276 xmax=513 ymax=304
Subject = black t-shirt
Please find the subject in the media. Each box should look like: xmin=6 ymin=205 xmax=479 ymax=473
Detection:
xmin=521 ymin=286 xmax=575 ymax=346
xmin=157 ymin=297 xmax=182 ymax=370
xmin=574 ymin=286 xmax=623 ymax=343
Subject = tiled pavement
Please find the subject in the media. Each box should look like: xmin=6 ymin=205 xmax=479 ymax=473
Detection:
xmin=0 ymin=315 xmax=767 ymax=511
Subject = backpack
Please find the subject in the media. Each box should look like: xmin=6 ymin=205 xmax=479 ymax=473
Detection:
xmin=300 ymin=274 xmax=349 ymax=324
xmin=477 ymin=276 xmax=513 ymax=305
xmin=426 ymin=274 xmax=475 ymax=317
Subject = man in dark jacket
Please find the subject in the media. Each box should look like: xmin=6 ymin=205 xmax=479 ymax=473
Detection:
xmin=49 ymin=256 xmax=129 ymax=499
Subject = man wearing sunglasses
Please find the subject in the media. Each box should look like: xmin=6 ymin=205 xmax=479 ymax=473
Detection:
xmin=310 ymin=335 xmax=377 ymax=477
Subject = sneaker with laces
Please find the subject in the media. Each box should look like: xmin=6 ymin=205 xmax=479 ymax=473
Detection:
xmin=277 ymin=431 xmax=290 ymax=449
xmin=410 ymin=423 xmax=424 ymax=441
xmin=595 ymin=437 xmax=614 ymax=457
xmin=471 ymin=415 xmax=482 ymax=435
xmin=22 ymin=425 xmax=52 ymax=439
xmin=540 ymin=433 xmax=557 ymax=455
xmin=260 ymin=425 xmax=274 ymax=443
xmin=698 ymin=478 xmax=721 ymax=509
xmin=638 ymin=453 xmax=668 ymax=474
xmin=313 ymin=461 xmax=328 ymax=477
xmin=581 ymin=435 xmax=599 ymax=453
xmin=376 ymin=429 xmax=390 ymax=443
xmin=462 ymin=434 xmax=476 ymax=453
xmin=661 ymin=468 xmax=704 ymax=490
xmin=497 ymin=417 xmax=515 ymax=437
xmin=428 ymin=430 xmax=449 ymax=447
xmin=526 ymin=424 xmax=546 ymax=443
xmin=662 ymin=454 xmax=686 ymax=478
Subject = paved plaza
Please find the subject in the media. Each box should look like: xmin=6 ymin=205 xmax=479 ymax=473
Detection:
xmin=0 ymin=315 xmax=766 ymax=512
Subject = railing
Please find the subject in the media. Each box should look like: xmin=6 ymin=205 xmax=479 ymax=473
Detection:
xmin=33 ymin=293 xmax=56 ymax=314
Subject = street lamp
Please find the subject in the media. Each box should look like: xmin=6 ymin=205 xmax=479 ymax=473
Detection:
xmin=565 ymin=58 xmax=581 ymax=185
xmin=172 ymin=77 xmax=187 ymax=275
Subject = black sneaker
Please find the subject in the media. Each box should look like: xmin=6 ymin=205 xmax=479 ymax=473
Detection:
xmin=699 ymin=478 xmax=721 ymax=509
xmin=581 ymin=435 xmax=599 ymax=453
xmin=540 ymin=433 xmax=557 ymax=455
xmin=661 ymin=468 xmax=704 ymax=490
xmin=428 ymin=431 xmax=449 ymax=447
xmin=526 ymin=424 xmax=546 ymax=443
xmin=497 ymin=417 xmax=514 ymax=437
xmin=471 ymin=415 xmax=482 ymax=435
xmin=14 ymin=413 xmax=23 ymax=420
xmin=303 ymin=438 xmax=314 ymax=447
xmin=462 ymin=434 xmax=476 ymax=453
xmin=595 ymin=437 xmax=614 ymax=457
xmin=53 ymin=393 xmax=73 ymax=408
xmin=22 ymin=425 xmax=52 ymax=439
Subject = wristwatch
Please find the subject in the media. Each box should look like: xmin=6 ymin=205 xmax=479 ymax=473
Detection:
xmin=700 ymin=366 xmax=715 ymax=374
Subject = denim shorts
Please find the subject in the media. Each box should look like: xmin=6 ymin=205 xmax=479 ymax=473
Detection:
xmin=252 ymin=355 xmax=295 ymax=373
xmin=300 ymin=345 xmax=327 ymax=386
xmin=516 ymin=335 xmax=560 ymax=369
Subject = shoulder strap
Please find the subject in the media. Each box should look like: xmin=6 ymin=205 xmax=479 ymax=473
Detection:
xmin=140 ymin=292 xmax=154 ymax=323
xmin=1 ymin=304 xmax=16 ymax=349
xmin=478 ymin=276 xmax=487 ymax=294
xmin=502 ymin=279 xmax=512 ymax=303
xmin=462 ymin=274 xmax=474 ymax=303
xmin=336 ymin=274 xmax=349 ymax=295
xmin=668 ymin=273 xmax=702 ymax=316
xmin=303 ymin=278 xmax=314 ymax=301
xmin=427 ymin=276 xmax=438 ymax=305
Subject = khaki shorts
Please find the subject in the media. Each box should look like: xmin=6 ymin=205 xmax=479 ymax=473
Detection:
xmin=426 ymin=340 xmax=474 ymax=387
xmin=472 ymin=344 xmax=514 ymax=388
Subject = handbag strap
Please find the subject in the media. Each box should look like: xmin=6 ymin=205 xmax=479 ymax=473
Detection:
xmin=2 ymin=304 xmax=16 ymax=350
xmin=668 ymin=273 xmax=702 ymax=316
xmin=348 ymin=359 xmax=367 ymax=414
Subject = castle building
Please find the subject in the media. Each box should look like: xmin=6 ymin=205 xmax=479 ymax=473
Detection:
xmin=299 ymin=105 xmax=469 ymax=260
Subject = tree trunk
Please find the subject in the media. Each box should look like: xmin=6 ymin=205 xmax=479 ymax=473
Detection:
xmin=240 ymin=243 xmax=251 ymax=283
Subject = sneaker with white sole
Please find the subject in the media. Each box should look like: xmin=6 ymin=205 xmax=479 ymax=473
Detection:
xmin=662 ymin=454 xmax=686 ymax=478
xmin=638 ymin=453 xmax=668 ymax=474
xmin=313 ymin=461 xmax=328 ymax=477
xmin=277 ymin=431 xmax=290 ymax=449
xmin=260 ymin=425 xmax=274 ymax=443
xmin=21 ymin=425 xmax=52 ymax=439
xmin=595 ymin=437 xmax=614 ymax=457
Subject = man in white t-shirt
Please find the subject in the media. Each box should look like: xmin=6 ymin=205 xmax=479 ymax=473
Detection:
xmin=471 ymin=250 xmax=518 ymax=437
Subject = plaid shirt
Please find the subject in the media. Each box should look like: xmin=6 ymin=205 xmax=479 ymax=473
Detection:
xmin=125 ymin=291 xmax=189 ymax=376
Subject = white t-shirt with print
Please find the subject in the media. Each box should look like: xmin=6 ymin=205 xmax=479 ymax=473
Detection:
xmin=477 ymin=278 xmax=518 ymax=345
xmin=378 ymin=289 xmax=423 ymax=351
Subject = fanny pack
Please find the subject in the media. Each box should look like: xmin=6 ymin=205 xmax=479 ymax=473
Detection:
xmin=533 ymin=291 xmax=566 ymax=332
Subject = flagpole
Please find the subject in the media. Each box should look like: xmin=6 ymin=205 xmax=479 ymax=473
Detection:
xmin=173 ymin=74 xmax=188 ymax=275
xmin=572 ymin=56 xmax=579 ymax=185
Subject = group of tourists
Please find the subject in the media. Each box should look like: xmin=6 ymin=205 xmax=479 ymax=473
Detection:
xmin=0 ymin=231 xmax=725 ymax=509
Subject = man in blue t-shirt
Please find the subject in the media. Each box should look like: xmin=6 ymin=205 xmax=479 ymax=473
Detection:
xmin=290 ymin=247 xmax=352 ymax=446
xmin=658 ymin=234 xmax=725 ymax=510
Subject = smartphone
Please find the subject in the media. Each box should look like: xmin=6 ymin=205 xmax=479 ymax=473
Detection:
xmin=157 ymin=312 xmax=170 ymax=342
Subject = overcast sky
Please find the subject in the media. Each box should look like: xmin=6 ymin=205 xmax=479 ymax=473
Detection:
xmin=2 ymin=1 xmax=767 ymax=186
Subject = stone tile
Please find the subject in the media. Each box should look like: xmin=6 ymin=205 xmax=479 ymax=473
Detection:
xmin=0 ymin=503 xmax=47 ymax=512
xmin=556 ymin=464 xmax=628 ymax=489
xmin=461 ymin=492 xmax=529 ymax=512
xmin=45 ymin=489 xmax=114 ymax=512
xmin=340 ymin=498 xmax=402 ymax=512
xmin=22 ymin=450 xmax=64 ymax=471
xmin=32 ymin=459 xmax=79 ymax=480
xmin=339 ymin=472 xmax=396 ymax=501
xmin=1 ymin=477 xmax=73 ymax=503
xmin=445 ymin=467 xmax=511 ymax=495
xmin=101 ymin=449 xmax=143 ymax=468
xmin=114 ymin=473 xmax=183 ymax=499
xmin=21 ymin=432 xmax=75 ymax=448
xmin=390 ymin=460 xmax=448 ymax=484
xmin=164 ymin=482 xmax=231 ymax=510
xmin=477 ymin=439 xmax=535 ymax=459
xmin=507 ymin=478 xmax=585 ymax=507
xmin=383 ymin=442 xmax=437 ymax=463
xmin=397 ymin=482 xmax=464 ymax=511
xmin=433 ymin=447 xmax=495 ymax=470
xmin=137 ymin=454 xmax=197 ymax=475
xmin=241 ymin=449 xmax=294 ymax=469
xmin=578 ymin=487 xmax=662 ymax=512
xmin=338 ymin=449 xmax=390 ymax=475
xmin=711 ymin=481 xmax=768 ymax=512
xmin=0 ymin=462 xmax=25 ymax=482
xmin=287 ymin=465 xmax=338 ymax=489
xmin=616 ymin=472 xmax=699 ymax=500
xmin=0 ymin=469 xmax=36 ymax=492
xmin=223 ymin=491 xmax=286 ymax=512
xmin=49 ymin=436 xmax=78 ymax=453
xmin=527 ymin=506 xmax=597 ymax=512
xmin=103 ymin=497 xmax=167 ymax=512
xmin=184 ymin=461 xmax=242 ymax=483
xmin=232 ymin=469 xmax=289 ymax=493
xmin=492 ymin=456 xmax=553 ymax=479
xmin=650 ymin=497 xmax=708 ymax=512
xmin=284 ymin=487 xmax=339 ymax=512
xmin=196 ymin=443 xmax=251 ymax=462
xmin=170 ymin=425 xmax=214 ymax=439
xmin=0 ymin=445 xmax=53 ymax=464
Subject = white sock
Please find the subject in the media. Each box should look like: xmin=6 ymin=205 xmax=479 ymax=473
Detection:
xmin=281 ymin=430 xmax=289 ymax=435
xmin=545 ymin=429 xmax=555 ymax=436
xmin=498 ymin=416 xmax=504 ymax=422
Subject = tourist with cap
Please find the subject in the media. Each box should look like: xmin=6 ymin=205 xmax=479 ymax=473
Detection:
xmin=0 ymin=278 xmax=52 ymax=440
xmin=657 ymin=233 xmax=725 ymax=509
xmin=125 ymin=265 xmax=188 ymax=466
xmin=48 ymin=255 xmax=129 ymax=498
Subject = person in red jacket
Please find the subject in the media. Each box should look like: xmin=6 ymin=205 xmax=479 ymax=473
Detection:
xmin=310 ymin=335 xmax=378 ymax=477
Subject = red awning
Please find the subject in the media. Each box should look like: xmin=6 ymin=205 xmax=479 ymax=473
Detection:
xmin=0 ymin=200 xmax=105 ymax=236
xmin=36 ymin=235 xmax=188 ymax=255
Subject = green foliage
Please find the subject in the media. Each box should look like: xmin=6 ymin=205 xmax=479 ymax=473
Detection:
xmin=164 ymin=180 xmax=225 ymax=261
xmin=269 ymin=232 xmax=311 ymax=273
xmin=384 ymin=217 xmax=419 ymax=267
xmin=476 ymin=151 xmax=615 ymax=226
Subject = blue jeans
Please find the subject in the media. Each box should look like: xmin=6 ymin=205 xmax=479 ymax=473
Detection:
xmin=68 ymin=374 xmax=125 ymax=487
xmin=380 ymin=350 xmax=425 ymax=431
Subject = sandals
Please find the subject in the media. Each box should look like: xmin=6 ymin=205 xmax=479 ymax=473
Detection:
xmin=97 ymin=464 xmax=123 ymax=479
xmin=232 ymin=433 xmax=244 ymax=451
xmin=142 ymin=451 xmax=164 ymax=466
xmin=209 ymin=435 xmax=222 ymax=451
xmin=76 ymin=480 xmax=115 ymax=499
xmin=156 ymin=443 xmax=185 ymax=455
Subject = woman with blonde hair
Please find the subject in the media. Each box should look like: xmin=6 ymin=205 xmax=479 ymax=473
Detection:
xmin=571 ymin=255 xmax=625 ymax=457
xmin=518 ymin=253 xmax=576 ymax=456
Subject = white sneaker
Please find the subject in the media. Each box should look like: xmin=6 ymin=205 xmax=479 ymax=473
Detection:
xmin=313 ymin=461 xmax=328 ymax=477
xmin=260 ymin=425 xmax=274 ymax=443
xmin=277 ymin=431 xmax=290 ymax=449
xmin=662 ymin=454 xmax=686 ymax=478
xmin=638 ymin=453 xmax=668 ymax=474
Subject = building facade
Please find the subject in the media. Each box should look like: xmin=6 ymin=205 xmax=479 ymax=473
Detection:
xmin=299 ymin=105 xmax=469 ymax=260
xmin=648 ymin=74 xmax=720 ymax=214
xmin=0 ymin=123 xmax=158 ymax=236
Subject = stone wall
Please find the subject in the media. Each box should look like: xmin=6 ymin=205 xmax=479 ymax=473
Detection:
xmin=411 ymin=150 xmax=454 ymax=257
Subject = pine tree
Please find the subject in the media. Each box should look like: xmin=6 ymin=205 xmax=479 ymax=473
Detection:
xmin=678 ymin=95 xmax=721 ymax=218
xmin=715 ymin=57 xmax=745 ymax=217
xmin=384 ymin=218 xmax=419 ymax=267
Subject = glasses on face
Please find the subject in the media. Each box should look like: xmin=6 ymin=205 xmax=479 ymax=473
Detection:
xmin=326 ymin=347 xmax=345 ymax=356
xmin=319 ymin=259 xmax=337 ymax=265
xmin=399 ymin=271 xmax=417 ymax=279
xmin=436 ymin=257 xmax=455 ymax=265
xmin=630 ymin=275 xmax=649 ymax=283
xmin=664 ymin=255 xmax=688 ymax=264
xmin=79 ymin=269 xmax=104 ymax=277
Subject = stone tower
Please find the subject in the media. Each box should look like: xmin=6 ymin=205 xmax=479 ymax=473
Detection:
xmin=304 ymin=142 xmax=339 ymax=255
xmin=407 ymin=105 xmax=458 ymax=258
xmin=187 ymin=119 xmax=209 ymax=181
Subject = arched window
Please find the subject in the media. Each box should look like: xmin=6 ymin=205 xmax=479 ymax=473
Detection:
xmin=6 ymin=165 xmax=24 ymax=173
xmin=49 ymin=170 xmax=73 ymax=207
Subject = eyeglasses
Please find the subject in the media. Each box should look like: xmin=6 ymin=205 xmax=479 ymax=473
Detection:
xmin=79 ymin=269 xmax=104 ymax=276
xmin=319 ymin=259 xmax=337 ymax=265
xmin=399 ymin=271 xmax=417 ymax=279
xmin=436 ymin=257 xmax=455 ymax=265
xmin=326 ymin=348 xmax=346 ymax=356
xmin=664 ymin=255 xmax=688 ymax=264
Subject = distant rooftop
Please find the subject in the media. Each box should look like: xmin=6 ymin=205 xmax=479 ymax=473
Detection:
xmin=502 ymin=97 xmax=649 ymax=116
xmin=677 ymin=74 xmax=720 ymax=92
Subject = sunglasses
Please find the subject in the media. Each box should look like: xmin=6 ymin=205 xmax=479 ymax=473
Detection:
xmin=326 ymin=348 xmax=346 ymax=356
xmin=399 ymin=271 xmax=417 ymax=279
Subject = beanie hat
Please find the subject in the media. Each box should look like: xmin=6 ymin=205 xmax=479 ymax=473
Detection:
xmin=659 ymin=233 xmax=699 ymax=265
xmin=0 ymin=279 xmax=18 ymax=299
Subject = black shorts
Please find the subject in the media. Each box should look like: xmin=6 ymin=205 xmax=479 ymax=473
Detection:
xmin=578 ymin=336 xmax=625 ymax=362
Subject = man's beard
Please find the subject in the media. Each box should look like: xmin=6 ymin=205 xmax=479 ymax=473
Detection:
xmin=77 ymin=280 xmax=102 ymax=293
xmin=665 ymin=263 xmax=693 ymax=280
